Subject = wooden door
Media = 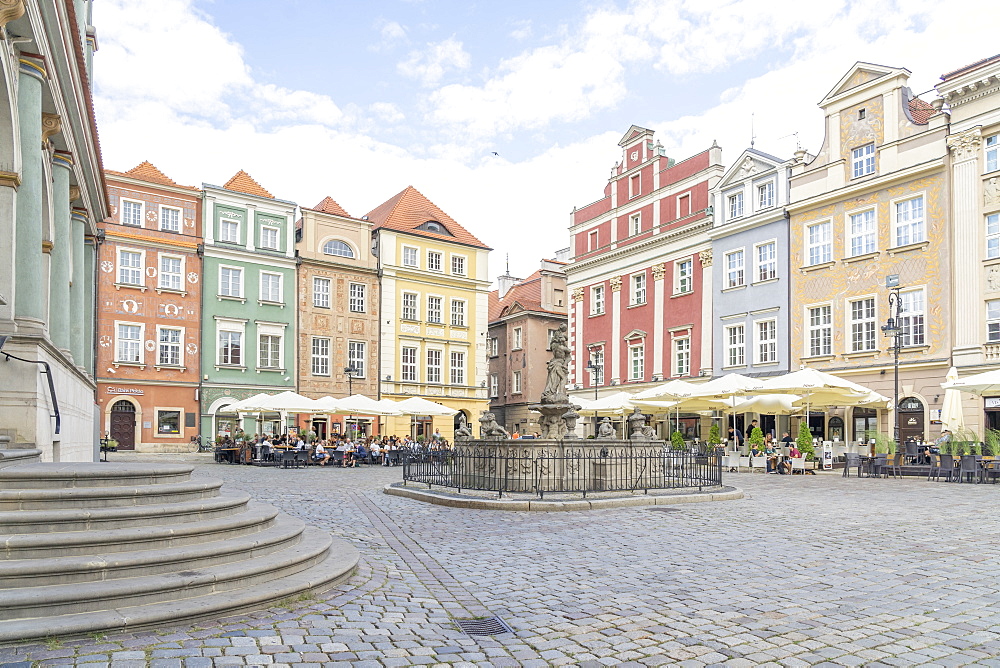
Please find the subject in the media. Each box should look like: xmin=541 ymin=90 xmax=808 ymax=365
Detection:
xmin=110 ymin=400 xmax=136 ymax=450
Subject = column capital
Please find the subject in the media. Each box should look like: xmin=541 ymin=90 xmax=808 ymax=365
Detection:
xmin=699 ymin=249 xmax=713 ymax=267
xmin=17 ymin=53 xmax=46 ymax=81
xmin=947 ymin=126 xmax=982 ymax=161
xmin=68 ymin=185 xmax=80 ymax=201
xmin=52 ymin=150 xmax=73 ymax=170
xmin=0 ymin=0 xmax=25 ymax=28
xmin=71 ymin=207 xmax=89 ymax=225
xmin=609 ymin=276 xmax=622 ymax=293
xmin=651 ymin=263 xmax=666 ymax=281
xmin=41 ymin=113 xmax=61 ymax=144
xmin=570 ymin=287 xmax=584 ymax=302
xmin=0 ymin=170 xmax=20 ymax=189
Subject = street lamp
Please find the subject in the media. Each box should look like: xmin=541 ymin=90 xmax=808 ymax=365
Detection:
xmin=881 ymin=275 xmax=903 ymax=446
xmin=585 ymin=359 xmax=602 ymax=400
xmin=344 ymin=365 xmax=359 ymax=396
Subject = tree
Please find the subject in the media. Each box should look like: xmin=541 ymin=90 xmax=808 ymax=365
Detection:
xmin=748 ymin=427 xmax=765 ymax=449
xmin=796 ymin=421 xmax=815 ymax=459
xmin=671 ymin=430 xmax=686 ymax=450
xmin=708 ymin=423 xmax=722 ymax=447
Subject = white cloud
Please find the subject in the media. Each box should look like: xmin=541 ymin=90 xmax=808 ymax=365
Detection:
xmin=371 ymin=19 xmax=407 ymax=51
xmin=509 ymin=19 xmax=532 ymax=41
xmin=397 ymin=38 xmax=471 ymax=87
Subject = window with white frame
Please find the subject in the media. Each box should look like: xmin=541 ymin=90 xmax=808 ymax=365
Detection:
xmin=220 ymin=267 xmax=242 ymax=297
xmin=313 ymin=277 xmax=330 ymax=308
xmin=986 ymin=134 xmax=998 ymax=173
xmin=426 ymin=349 xmax=442 ymax=383
xmin=427 ymin=251 xmax=442 ymax=272
xmin=629 ymin=173 xmax=640 ymax=198
xmin=311 ymin=337 xmax=330 ymax=376
xmin=756 ymin=320 xmax=776 ymax=363
xmin=988 ymin=300 xmax=1000 ymax=342
xmin=725 ymin=324 xmax=745 ymax=367
xmin=513 ymin=327 xmax=522 ymax=349
xmin=673 ymin=337 xmax=690 ymax=376
xmin=629 ymin=213 xmax=641 ymax=236
xmin=258 ymin=333 xmax=281 ymax=369
xmin=349 ymin=283 xmax=366 ymax=313
xmin=631 ymin=272 xmax=646 ymax=305
xmin=348 ymin=341 xmax=365 ymax=377
xmin=591 ymin=348 xmax=604 ymax=385
xmin=402 ymin=246 xmax=418 ymax=267
xmin=451 ymin=299 xmax=466 ymax=326
xmin=755 ymin=242 xmax=776 ymax=282
xmin=757 ymin=181 xmax=774 ymax=209
xmin=451 ymin=255 xmax=466 ymax=275
xmin=629 ymin=344 xmax=644 ymax=380
xmin=588 ymin=229 xmax=600 ymax=252
xmin=591 ymin=285 xmax=605 ymax=314
xmin=260 ymin=272 xmax=282 ymax=303
xmin=489 ymin=373 xmax=498 ymax=397
xmin=219 ymin=218 xmax=239 ymax=243
xmin=116 ymin=323 xmax=142 ymax=363
xmin=806 ymin=221 xmax=832 ymax=265
xmin=427 ymin=296 xmax=442 ymax=323
xmin=899 ymin=289 xmax=926 ymax=347
xmin=988 ymin=213 xmax=1000 ymax=259
xmin=118 ymin=250 xmax=142 ymax=285
xmin=807 ymin=305 xmax=832 ymax=357
xmin=850 ymin=297 xmax=876 ymax=352
xmin=728 ymin=191 xmax=744 ymax=219
xmin=402 ymin=292 xmax=418 ymax=320
xmin=401 ymin=346 xmax=417 ymax=381
xmin=121 ymin=200 xmax=143 ymax=227
xmin=160 ymin=206 xmax=181 ymax=233
xmin=894 ymin=196 xmax=925 ymax=246
xmin=218 ymin=328 xmax=242 ymax=365
xmin=322 ymin=239 xmax=354 ymax=257
xmin=158 ymin=327 xmax=182 ymax=365
xmin=260 ymin=226 xmax=279 ymax=250
xmin=159 ymin=256 xmax=182 ymax=291
xmin=676 ymin=259 xmax=693 ymax=294
xmin=849 ymin=209 xmax=877 ymax=256
xmin=852 ymin=142 xmax=875 ymax=178
xmin=450 ymin=351 xmax=465 ymax=385
xmin=725 ymin=250 xmax=745 ymax=288
xmin=488 ymin=337 xmax=498 ymax=357
xmin=512 ymin=370 xmax=522 ymax=393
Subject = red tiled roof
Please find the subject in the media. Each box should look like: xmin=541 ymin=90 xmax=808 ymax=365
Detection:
xmin=364 ymin=186 xmax=491 ymax=250
xmin=941 ymin=54 xmax=1000 ymax=82
xmin=311 ymin=196 xmax=352 ymax=218
xmin=489 ymin=271 xmax=561 ymax=321
xmin=106 ymin=161 xmax=199 ymax=191
xmin=908 ymin=97 xmax=935 ymax=124
xmin=223 ymin=170 xmax=274 ymax=199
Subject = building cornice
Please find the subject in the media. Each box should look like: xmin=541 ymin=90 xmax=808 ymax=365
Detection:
xmin=787 ymin=157 xmax=946 ymax=214
xmin=566 ymin=219 xmax=713 ymax=277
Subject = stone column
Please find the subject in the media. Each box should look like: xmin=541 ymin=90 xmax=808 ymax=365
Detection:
xmin=83 ymin=236 xmax=96 ymax=373
xmin=13 ymin=55 xmax=46 ymax=332
xmin=948 ymin=128 xmax=984 ymax=366
xmin=49 ymin=151 xmax=73 ymax=353
xmin=652 ymin=263 xmax=665 ymax=377
xmin=699 ymin=249 xmax=714 ymax=376
xmin=70 ymin=208 xmax=88 ymax=364
xmin=610 ymin=275 xmax=622 ymax=383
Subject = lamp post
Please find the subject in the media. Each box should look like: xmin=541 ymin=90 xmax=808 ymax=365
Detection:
xmin=880 ymin=275 xmax=903 ymax=446
xmin=585 ymin=359 xmax=601 ymax=400
xmin=344 ymin=365 xmax=358 ymax=436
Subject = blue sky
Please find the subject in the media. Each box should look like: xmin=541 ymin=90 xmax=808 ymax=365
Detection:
xmin=92 ymin=0 xmax=994 ymax=281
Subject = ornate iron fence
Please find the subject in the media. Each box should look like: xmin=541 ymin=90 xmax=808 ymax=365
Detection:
xmin=402 ymin=444 xmax=722 ymax=498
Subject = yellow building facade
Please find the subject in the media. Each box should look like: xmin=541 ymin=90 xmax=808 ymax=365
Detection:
xmin=365 ymin=187 xmax=491 ymax=440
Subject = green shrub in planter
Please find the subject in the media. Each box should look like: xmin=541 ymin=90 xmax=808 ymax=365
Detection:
xmin=984 ymin=429 xmax=1000 ymax=456
xmin=796 ymin=421 xmax=815 ymax=459
xmin=708 ymin=423 xmax=722 ymax=447
xmin=670 ymin=430 xmax=686 ymax=450
xmin=748 ymin=427 xmax=765 ymax=450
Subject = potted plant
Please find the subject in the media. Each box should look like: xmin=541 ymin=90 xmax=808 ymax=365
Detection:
xmin=670 ymin=430 xmax=686 ymax=451
xmin=796 ymin=421 xmax=815 ymax=461
xmin=984 ymin=429 xmax=1000 ymax=458
xmin=748 ymin=426 xmax=765 ymax=452
xmin=708 ymin=423 xmax=722 ymax=450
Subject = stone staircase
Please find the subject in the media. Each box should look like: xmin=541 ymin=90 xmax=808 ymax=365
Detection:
xmin=0 ymin=434 xmax=41 ymax=469
xmin=0 ymin=462 xmax=358 ymax=642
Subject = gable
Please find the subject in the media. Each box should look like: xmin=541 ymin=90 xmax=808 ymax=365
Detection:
xmin=618 ymin=125 xmax=654 ymax=148
xmin=717 ymin=150 xmax=783 ymax=190
xmin=822 ymin=62 xmax=909 ymax=105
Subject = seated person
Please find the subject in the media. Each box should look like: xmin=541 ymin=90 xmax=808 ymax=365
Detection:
xmin=354 ymin=443 xmax=369 ymax=464
xmin=312 ymin=441 xmax=330 ymax=466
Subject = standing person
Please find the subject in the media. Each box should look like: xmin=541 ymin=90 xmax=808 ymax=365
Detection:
xmin=728 ymin=426 xmax=744 ymax=449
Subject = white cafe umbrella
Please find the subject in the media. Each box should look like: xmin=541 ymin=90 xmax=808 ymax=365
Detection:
xmin=939 ymin=366 xmax=966 ymax=432
xmin=732 ymin=394 xmax=803 ymax=415
xmin=395 ymin=396 xmax=459 ymax=416
xmin=688 ymin=373 xmax=766 ymax=441
xmin=315 ymin=394 xmax=403 ymax=416
xmin=632 ymin=379 xmax=700 ymax=401
xmin=224 ymin=393 xmax=274 ymax=413
xmin=941 ymin=368 xmax=1000 ymax=396
xmin=255 ymin=391 xmax=325 ymax=414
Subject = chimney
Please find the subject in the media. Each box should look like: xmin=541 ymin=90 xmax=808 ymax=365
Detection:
xmin=497 ymin=271 xmax=521 ymax=299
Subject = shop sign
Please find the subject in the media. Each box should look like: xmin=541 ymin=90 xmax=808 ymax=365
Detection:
xmin=107 ymin=387 xmax=143 ymax=395
xmin=986 ymin=397 xmax=1000 ymax=409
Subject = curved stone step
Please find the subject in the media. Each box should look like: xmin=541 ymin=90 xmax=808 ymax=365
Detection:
xmin=0 ymin=462 xmax=193 ymax=488
xmin=0 ymin=514 xmax=307 ymax=588
xmin=0 ymin=502 xmax=279 ymax=560
xmin=0 ymin=532 xmax=359 ymax=642
xmin=0 ymin=478 xmax=223 ymax=510
xmin=0 ymin=524 xmax=337 ymax=622
xmin=0 ymin=491 xmax=252 ymax=534
xmin=0 ymin=449 xmax=42 ymax=469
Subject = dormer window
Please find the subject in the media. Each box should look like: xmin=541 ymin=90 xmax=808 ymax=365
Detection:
xmin=417 ymin=220 xmax=453 ymax=236
xmin=322 ymin=240 xmax=355 ymax=258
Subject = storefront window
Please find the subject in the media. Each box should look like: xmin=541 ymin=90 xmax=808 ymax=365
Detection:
xmin=157 ymin=410 xmax=181 ymax=435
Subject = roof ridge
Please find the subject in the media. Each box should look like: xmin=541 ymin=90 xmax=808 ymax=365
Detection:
xmin=223 ymin=169 xmax=274 ymax=199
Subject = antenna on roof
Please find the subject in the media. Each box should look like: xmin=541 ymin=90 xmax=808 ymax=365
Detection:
xmin=505 ymin=253 xmax=510 ymax=275
xmin=778 ymin=131 xmax=801 ymax=151
xmin=750 ymin=112 xmax=755 ymax=149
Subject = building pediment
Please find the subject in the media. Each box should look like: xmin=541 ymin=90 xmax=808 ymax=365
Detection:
xmin=618 ymin=125 xmax=654 ymax=148
xmin=822 ymin=62 xmax=909 ymax=105
xmin=717 ymin=150 xmax=784 ymax=190
xmin=623 ymin=328 xmax=647 ymax=341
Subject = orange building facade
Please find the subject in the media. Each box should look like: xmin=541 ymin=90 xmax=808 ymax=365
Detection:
xmin=96 ymin=163 xmax=203 ymax=451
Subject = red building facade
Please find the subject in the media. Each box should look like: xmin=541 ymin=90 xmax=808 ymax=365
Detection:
xmin=566 ymin=126 xmax=724 ymax=407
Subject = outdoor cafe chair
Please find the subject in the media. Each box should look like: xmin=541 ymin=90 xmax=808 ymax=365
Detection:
xmin=929 ymin=454 xmax=955 ymax=482
xmin=737 ymin=456 xmax=750 ymax=472
xmin=882 ymin=453 xmax=903 ymax=479
xmin=843 ymin=452 xmax=862 ymax=478
xmin=957 ymin=454 xmax=979 ymax=483
xmin=789 ymin=457 xmax=806 ymax=475
xmin=868 ymin=453 xmax=888 ymax=478
xmin=749 ymin=455 xmax=767 ymax=473
xmin=904 ymin=440 xmax=919 ymax=464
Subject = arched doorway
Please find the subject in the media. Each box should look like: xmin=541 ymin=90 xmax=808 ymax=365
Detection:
xmin=110 ymin=400 xmax=137 ymax=450
xmin=454 ymin=409 xmax=470 ymax=434
xmin=898 ymin=397 xmax=925 ymax=443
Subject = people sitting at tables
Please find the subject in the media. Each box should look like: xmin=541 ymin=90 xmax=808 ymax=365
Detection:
xmin=312 ymin=441 xmax=330 ymax=466
xmin=354 ymin=442 xmax=369 ymax=465
xmin=342 ymin=440 xmax=357 ymax=467
xmin=780 ymin=431 xmax=794 ymax=446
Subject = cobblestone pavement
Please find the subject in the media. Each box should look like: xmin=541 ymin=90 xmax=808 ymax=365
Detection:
xmin=4 ymin=455 xmax=1000 ymax=667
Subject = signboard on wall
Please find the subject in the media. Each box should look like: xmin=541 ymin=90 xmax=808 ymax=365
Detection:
xmin=986 ymin=397 xmax=1000 ymax=409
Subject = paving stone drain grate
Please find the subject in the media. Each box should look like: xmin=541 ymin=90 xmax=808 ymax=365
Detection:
xmin=455 ymin=615 xmax=514 ymax=636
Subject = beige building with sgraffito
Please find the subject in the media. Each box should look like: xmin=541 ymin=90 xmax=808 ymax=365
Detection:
xmin=295 ymin=197 xmax=379 ymax=439
xmin=788 ymin=62 xmax=950 ymax=444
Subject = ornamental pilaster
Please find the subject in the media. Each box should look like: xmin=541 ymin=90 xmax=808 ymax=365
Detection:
xmin=570 ymin=287 xmax=584 ymax=302
xmin=41 ymin=113 xmax=61 ymax=149
xmin=699 ymin=249 xmax=713 ymax=267
xmin=651 ymin=263 xmax=666 ymax=281
xmin=609 ymin=276 xmax=622 ymax=293
xmin=947 ymin=127 xmax=982 ymax=162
